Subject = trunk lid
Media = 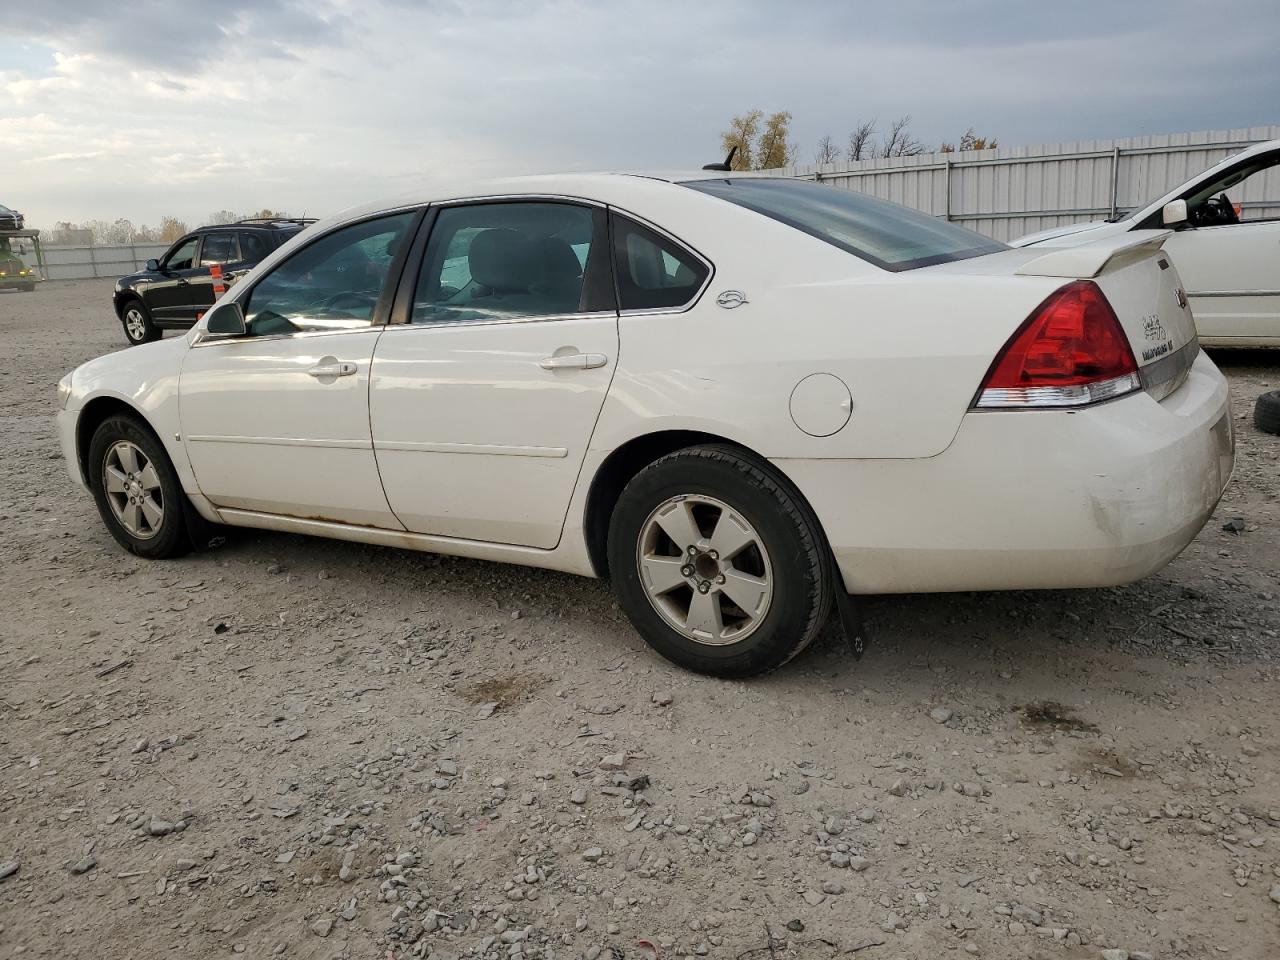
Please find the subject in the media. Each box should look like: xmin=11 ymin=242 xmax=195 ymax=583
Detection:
xmin=1008 ymin=230 xmax=1199 ymax=402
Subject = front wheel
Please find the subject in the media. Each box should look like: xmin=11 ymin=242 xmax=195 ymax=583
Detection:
xmin=88 ymin=416 xmax=191 ymax=559
xmin=121 ymin=300 xmax=160 ymax=345
xmin=607 ymin=445 xmax=833 ymax=677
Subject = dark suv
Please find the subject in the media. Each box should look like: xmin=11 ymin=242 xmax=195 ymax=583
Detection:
xmin=113 ymin=218 xmax=314 ymax=345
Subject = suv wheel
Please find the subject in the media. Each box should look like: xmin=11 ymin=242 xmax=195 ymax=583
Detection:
xmin=88 ymin=416 xmax=190 ymax=559
xmin=607 ymin=445 xmax=834 ymax=677
xmin=122 ymin=300 xmax=160 ymax=345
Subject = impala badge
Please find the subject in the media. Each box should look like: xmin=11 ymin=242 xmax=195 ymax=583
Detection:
xmin=716 ymin=289 xmax=748 ymax=309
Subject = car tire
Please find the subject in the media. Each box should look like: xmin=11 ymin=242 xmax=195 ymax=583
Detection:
xmin=19 ymin=282 xmax=35 ymax=293
xmin=607 ymin=444 xmax=834 ymax=677
xmin=1254 ymin=390 xmax=1280 ymax=436
xmin=88 ymin=415 xmax=191 ymax=560
xmin=121 ymin=300 xmax=160 ymax=345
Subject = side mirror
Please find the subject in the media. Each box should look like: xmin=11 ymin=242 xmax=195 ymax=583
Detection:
xmin=203 ymin=300 xmax=247 ymax=338
xmin=145 ymin=258 xmax=160 ymax=272
xmin=1162 ymin=199 xmax=1189 ymax=227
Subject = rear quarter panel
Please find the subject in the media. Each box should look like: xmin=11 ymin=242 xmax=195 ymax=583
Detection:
xmin=590 ymin=198 xmax=1065 ymax=460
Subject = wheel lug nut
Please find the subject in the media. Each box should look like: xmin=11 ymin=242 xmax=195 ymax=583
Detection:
xmin=681 ymin=565 xmax=694 ymax=577
xmin=708 ymin=550 xmax=718 ymax=560
xmin=687 ymin=545 xmax=697 ymax=556
xmin=715 ymin=574 xmax=726 ymax=584
xmin=697 ymin=581 xmax=710 ymax=594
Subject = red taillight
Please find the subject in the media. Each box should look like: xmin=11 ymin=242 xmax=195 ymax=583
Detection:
xmin=975 ymin=280 xmax=1141 ymax=408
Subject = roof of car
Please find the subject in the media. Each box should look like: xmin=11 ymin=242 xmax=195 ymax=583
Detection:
xmin=195 ymin=218 xmax=316 ymax=233
xmin=308 ymin=171 xmax=770 ymax=234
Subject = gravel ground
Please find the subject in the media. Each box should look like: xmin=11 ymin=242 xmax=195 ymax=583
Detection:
xmin=2 ymin=279 xmax=1279 ymax=960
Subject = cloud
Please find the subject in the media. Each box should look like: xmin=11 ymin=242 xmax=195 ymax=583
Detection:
xmin=1 ymin=0 xmax=1277 ymax=228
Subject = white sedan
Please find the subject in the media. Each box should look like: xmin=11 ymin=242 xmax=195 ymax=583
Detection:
xmin=1014 ymin=139 xmax=1280 ymax=346
xmin=58 ymin=173 xmax=1234 ymax=676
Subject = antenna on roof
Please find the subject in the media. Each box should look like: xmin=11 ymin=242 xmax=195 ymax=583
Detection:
xmin=702 ymin=144 xmax=738 ymax=172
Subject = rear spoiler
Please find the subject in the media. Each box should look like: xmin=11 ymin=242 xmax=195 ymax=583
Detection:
xmin=1014 ymin=229 xmax=1172 ymax=279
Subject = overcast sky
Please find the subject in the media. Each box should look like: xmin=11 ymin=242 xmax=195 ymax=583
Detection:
xmin=3 ymin=0 xmax=1278 ymax=231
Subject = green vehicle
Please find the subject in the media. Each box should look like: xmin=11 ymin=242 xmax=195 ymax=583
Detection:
xmin=0 ymin=238 xmax=37 ymax=292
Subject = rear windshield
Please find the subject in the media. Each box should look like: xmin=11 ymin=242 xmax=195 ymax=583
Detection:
xmin=682 ymin=177 xmax=1006 ymax=272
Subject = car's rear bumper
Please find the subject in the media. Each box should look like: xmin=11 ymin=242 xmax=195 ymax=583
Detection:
xmin=776 ymin=352 xmax=1234 ymax=594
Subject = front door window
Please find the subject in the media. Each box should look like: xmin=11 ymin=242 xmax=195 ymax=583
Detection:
xmin=241 ymin=212 xmax=415 ymax=336
xmin=163 ymin=238 xmax=197 ymax=271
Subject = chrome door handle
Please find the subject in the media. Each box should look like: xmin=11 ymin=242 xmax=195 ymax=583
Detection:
xmin=539 ymin=353 xmax=607 ymax=371
xmin=307 ymin=360 xmax=358 ymax=378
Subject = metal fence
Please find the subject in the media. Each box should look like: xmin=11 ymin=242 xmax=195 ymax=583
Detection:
xmin=23 ymin=126 xmax=1280 ymax=279
xmin=38 ymin=243 xmax=169 ymax=281
xmin=776 ymin=125 xmax=1280 ymax=242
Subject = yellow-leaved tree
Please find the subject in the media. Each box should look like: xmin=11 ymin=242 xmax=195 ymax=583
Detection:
xmin=719 ymin=110 xmax=795 ymax=170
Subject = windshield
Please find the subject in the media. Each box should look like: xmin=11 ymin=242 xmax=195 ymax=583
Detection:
xmin=682 ymin=177 xmax=1006 ymax=271
xmin=1118 ymin=146 xmax=1258 ymax=221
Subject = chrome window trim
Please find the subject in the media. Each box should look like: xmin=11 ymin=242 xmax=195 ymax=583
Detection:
xmin=427 ymin=193 xmax=607 ymax=210
xmin=194 ymin=192 xmax=718 ymax=343
xmin=192 ymin=325 xmax=384 ymax=348
xmin=1188 ymin=289 xmax=1280 ymax=298
xmin=383 ymin=309 xmax=617 ymax=334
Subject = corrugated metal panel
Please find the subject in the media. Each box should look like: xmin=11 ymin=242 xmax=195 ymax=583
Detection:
xmin=780 ymin=126 xmax=1280 ymax=242
xmin=40 ymin=243 xmax=168 ymax=280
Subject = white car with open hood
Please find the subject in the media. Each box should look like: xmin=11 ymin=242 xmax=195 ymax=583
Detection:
xmin=57 ymin=173 xmax=1234 ymax=676
xmin=1013 ymin=138 xmax=1280 ymax=346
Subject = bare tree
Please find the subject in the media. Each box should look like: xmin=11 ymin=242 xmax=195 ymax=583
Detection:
xmin=814 ymin=135 xmax=840 ymax=165
xmin=880 ymin=115 xmax=925 ymax=158
xmin=847 ymin=119 xmax=876 ymax=162
xmin=81 ymin=218 xmax=138 ymax=245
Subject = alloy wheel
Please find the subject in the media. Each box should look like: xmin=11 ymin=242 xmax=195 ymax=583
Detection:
xmin=102 ymin=440 xmax=164 ymax=539
xmin=636 ymin=494 xmax=773 ymax=645
xmin=124 ymin=308 xmax=147 ymax=341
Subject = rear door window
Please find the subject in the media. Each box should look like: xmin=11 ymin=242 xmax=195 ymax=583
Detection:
xmin=199 ymin=232 xmax=240 ymax=266
xmin=611 ymin=215 xmax=709 ymax=311
xmin=411 ymin=202 xmax=611 ymax=324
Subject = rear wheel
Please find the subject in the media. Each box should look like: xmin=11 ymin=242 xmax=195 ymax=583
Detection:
xmin=607 ymin=445 xmax=833 ymax=677
xmin=121 ymin=300 xmax=160 ymax=345
xmin=88 ymin=416 xmax=190 ymax=559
